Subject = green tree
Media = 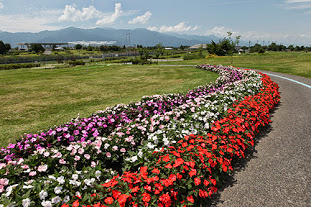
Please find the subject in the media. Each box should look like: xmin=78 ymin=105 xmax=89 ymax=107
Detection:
xmin=30 ymin=44 xmax=45 ymax=54
xmin=75 ymin=44 xmax=83 ymax=50
xmin=0 ymin=41 xmax=11 ymax=54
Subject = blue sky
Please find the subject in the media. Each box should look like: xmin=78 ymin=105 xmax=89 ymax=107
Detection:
xmin=0 ymin=0 xmax=311 ymax=45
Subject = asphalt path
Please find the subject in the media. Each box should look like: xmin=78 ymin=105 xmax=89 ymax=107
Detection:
xmin=212 ymin=70 xmax=311 ymax=207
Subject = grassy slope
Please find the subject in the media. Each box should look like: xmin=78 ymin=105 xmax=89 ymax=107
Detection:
xmin=0 ymin=63 xmax=218 ymax=147
xmin=164 ymin=52 xmax=311 ymax=78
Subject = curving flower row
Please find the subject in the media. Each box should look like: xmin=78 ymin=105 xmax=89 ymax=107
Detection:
xmin=0 ymin=65 xmax=280 ymax=206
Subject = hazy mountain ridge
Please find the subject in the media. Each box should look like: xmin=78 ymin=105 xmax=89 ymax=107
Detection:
xmin=0 ymin=27 xmax=221 ymax=47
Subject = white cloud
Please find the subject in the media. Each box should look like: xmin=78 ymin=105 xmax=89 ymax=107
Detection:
xmin=96 ymin=3 xmax=123 ymax=25
xmin=0 ymin=14 xmax=62 ymax=32
xmin=282 ymin=0 xmax=311 ymax=13
xmin=58 ymin=5 xmax=103 ymax=22
xmin=0 ymin=2 xmax=3 ymax=9
xmin=206 ymin=26 xmax=237 ymax=37
xmin=128 ymin=11 xmax=152 ymax=24
xmin=147 ymin=22 xmax=198 ymax=33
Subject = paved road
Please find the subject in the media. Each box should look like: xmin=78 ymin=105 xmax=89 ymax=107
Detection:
xmin=213 ymin=70 xmax=311 ymax=207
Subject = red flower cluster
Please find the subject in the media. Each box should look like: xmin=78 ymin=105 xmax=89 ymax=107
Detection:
xmin=64 ymin=72 xmax=280 ymax=206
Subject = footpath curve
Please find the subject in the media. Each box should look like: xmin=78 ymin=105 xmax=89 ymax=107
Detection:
xmin=213 ymin=70 xmax=311 ymax=207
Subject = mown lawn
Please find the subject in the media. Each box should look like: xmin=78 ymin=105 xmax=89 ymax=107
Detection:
xmin=163 ymin=52 xmax=311 ymax=78
xmin=0 ymin=64 xmax=218 ymax=147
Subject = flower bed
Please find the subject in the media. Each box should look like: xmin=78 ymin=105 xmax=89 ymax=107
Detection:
xmin=0 ymin=65 xmax=280 ymax=206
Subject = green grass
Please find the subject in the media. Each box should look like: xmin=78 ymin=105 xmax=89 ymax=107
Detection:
xmin=161 ymin=52 xmax=311 ymax=78
xmin=0 ymin=63 xmax=218 ymax=147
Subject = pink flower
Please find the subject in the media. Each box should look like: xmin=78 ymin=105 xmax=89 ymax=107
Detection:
xmin=75 ymin=156 xmax=81 ymax=161
xmin=84 ymin=154 xmax=91 ymax=160
xmin=78 ymin=148 xmax=84 ymax=155
xmin=106 ymin=152 xmax=111 ymax=158
xmin=91 ymin=161 xmax=96 ymax=167
xmin=120 ymin=148 xmax=126 ymax=153
xmin=21 ymin=165 xmax=29 ymax=169
xmin=38 ymin=164 xmax=48 ymax=172
xmin=0 ymin=178 xmax=9 ymax=186
xmin=0 ymin=185 xmax=4 ymax=193
xmin=59 ymin=159 xmax=66 ymax=164
xmin=112 ymin=146 xmax=118 ymax=151
xmin=0 ymin=163 xmax=6 ymax=169
xmin=29 ymin=171 xmax=37 ymax=176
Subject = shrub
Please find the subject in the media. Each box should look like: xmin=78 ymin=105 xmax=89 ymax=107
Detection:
xmin=68 ymin=60 xmax=85 ymax=66
xmin=0 ymin=63 xmax=40 ymax=70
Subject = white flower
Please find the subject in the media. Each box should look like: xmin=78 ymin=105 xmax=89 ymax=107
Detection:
xmin=43 ymin=151 xmax=50 ymax=157
xmin=23 ymin=185 xmax=34 ymax=189
xmin=95 ymin=170 xmax=101 ymax=176
xmin=54 ymin=186 xmax=62 ymax=194
xmin=147 ymin=142 xmax=155 ymax=149
xmin=48 ymin=175 xmax=56 ymax=180
xmin=63 ymin=195 xmax=70 ymax=202
xmin=76 ymin=191 xmax=81 ymax=197
xmin=41 ymin=201 xmax=52 ymax=207
xmin=39 ymin=190 xmax=48 ymax=200
xmin=22 ymin=198 xmax=31 ymax=207
xmin=57 ymin=176 xmax=65 ymax=184
xmin=72 ymin=174 xmax=79 ymax=180
xmin=51 ymin=196 xmax=61 ymax=204
xmin=130 ymin=156 xmax=138 ymax=163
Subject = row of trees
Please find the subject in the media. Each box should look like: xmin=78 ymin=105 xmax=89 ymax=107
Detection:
xmin=243 ymin=43 xmax=311 ymax=53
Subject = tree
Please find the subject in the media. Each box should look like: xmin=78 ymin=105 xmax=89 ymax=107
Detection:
xmin=30 ymin=43 xmax=45 ymax=54
xmin=0 ymin=41 xmax=11 ymax=54
xmin=268 ymin=43 xmax=278 ymax=51
xmin=75 ymin=44 xmax=83 ymax=50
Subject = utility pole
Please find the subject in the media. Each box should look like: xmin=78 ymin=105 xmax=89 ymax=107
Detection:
xmin=124 ymin=34 xmax=132 ymax=56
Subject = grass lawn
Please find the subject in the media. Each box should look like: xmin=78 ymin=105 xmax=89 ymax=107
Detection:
xmin=162 ymin=52 xmax=311 ymax=78
xmin=0 ymin=63 xmax=218 ymax=147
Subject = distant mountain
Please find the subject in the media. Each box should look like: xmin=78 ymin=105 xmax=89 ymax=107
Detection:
xmin=0 ymin=27 xmax=221 ymax=47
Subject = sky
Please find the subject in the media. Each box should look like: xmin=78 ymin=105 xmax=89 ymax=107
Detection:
xmin=0 ymin=0 xmax=311 ymax=45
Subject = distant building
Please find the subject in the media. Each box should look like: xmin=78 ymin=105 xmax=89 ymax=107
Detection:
xmin=189 ymin=44 xmax=207 ymax=50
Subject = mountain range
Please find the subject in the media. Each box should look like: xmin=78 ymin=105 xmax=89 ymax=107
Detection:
xmin=0 ymin=27 xmax=222 ymax=47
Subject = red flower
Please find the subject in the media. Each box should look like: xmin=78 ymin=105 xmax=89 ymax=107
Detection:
xmin=173 ymin=158 xmax=184 ymax=167
xmin=92 ymin=202 xmax=101 ymax=207
xmin=118 ymin=194 xmax=129 ymax=206
xmin=194 ymin=177 xmax=201 ymax=185
xmin=152 ymin=167 xmax=160 ymax=174
xmin=210 ymin=178 xmax=217 ymax=186
xmin=140 ymin=166 xmax=148 ymax=174
xmin=112 ymin=190 xmax=122 ymax=199
xmin=162 ymin=155 xmax=170 ymax=162
xmin=187 ymin=195 xmax=194 ymax=203
xmin=73 ymin=200 xmax=79 ymax=207
xmin=189 ymin=169 xmax=196 ymax=177
xmin=199 ymin=189 xmax=208 ymax=198
xmin=144 ymin=185 xmax=152 ymax=191
xmin=131 ymin=186 xmax=140 ymax=193
xmin=164 ymin=163 xmax=172 ymax=169
xmin=142 ymin=192 xmax=151 ymax=203
xmin=104 ymin=197 xmax=114 ymax=205
xmin=159 ymin=193 xmax=172 ymax=207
